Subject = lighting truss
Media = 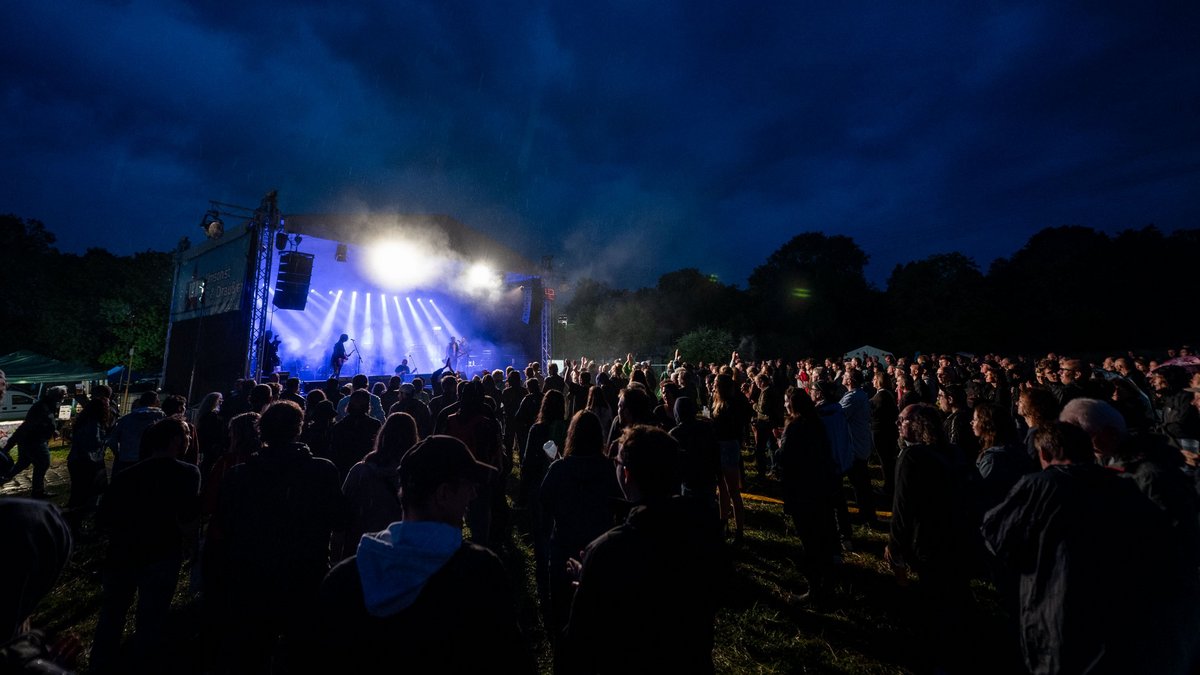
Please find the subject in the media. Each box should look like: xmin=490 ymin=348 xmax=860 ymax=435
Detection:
xmin=244 ymin=191 xmax=281 ymax=380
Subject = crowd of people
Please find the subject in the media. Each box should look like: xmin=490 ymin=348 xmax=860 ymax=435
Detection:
xmin=3 ymin=346 xmax=1200 ymax=674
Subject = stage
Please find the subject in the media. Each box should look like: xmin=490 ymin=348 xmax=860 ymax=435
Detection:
xmin=163 ymin=207 xmax=546 ymax=400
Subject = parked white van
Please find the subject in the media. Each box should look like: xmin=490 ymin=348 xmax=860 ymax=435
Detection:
xmin=0 ymin=385 xmax=42 ymax=422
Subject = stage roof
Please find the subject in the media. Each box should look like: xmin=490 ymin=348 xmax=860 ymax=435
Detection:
xmin=283 ymin=213 xmax=538 ymax=276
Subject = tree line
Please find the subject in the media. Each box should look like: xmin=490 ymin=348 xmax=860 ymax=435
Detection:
xmin=558 ymin=225 xmax=1200 ymax=361
xmin=0 ymin=215 xmax=172 ymax=372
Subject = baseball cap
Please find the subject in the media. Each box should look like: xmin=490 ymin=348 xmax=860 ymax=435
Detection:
xmin=399 ymin=435 xmax=497 ymax=490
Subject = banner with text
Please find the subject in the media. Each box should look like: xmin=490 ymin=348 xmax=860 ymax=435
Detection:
xmin=171 ymin=229 xmax=252 ymax=321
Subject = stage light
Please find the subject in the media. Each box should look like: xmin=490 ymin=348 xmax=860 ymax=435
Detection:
xmin=336 ymin=243 xmax=348 ymax=262
xmin=200 ymin=210 xmax=223 ymax=239
xmin=352 ymin=291 xmax=357 ymax=297
xmin=464 ymin=263 xmax=500 ymax=292
xmin=364 ymin=239 xmax=440 ymax=291
xmin=275 ymin=232 xmax=289 ymax=250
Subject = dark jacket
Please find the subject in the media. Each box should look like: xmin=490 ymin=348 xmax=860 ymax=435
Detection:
xmin=668 ymin=419 xmax=722 ymax=501
xmin=889 ymin=442 xmax=969 ymax=571
xmin=328 ymin=412 xmax=383 ymax=479
xmin=1109 ymin=432 xmax=1200 ymax=569
xmin=943 ymin=410 xmax=979 ymax=457
xmin=520 ymin=419 xmax=567 ymax=510
xmin=9 ymin=399 xmax=58 ymax=449
xmin=68 ymin=420 xmax=106 ymax=465
xmin=869 ymin=389 xmax=899 ymax=437
xmin=776 ymin=415 xmax=837 ymax=512
xmin=563 ymin=496 xmax=726 ymax=674
xmin=317 ymin=541 xmax=534 ymax=674
xmin=1157 ymin=389 xmax=1200 ymax=442
xmin=391 ymin=398 xmax=432 ymax=438
xmin=97 ymin=456 xmax=201 ymax=568
xmin=539 ymin=454 xmax=623 ymax=560
xmin=974 ymin=443 xmax=1037 ymax=514
xmin=981 ymin=464 xmax=1197 ymax=675
xmin=212 ymin=442 xmax=347 ymax=618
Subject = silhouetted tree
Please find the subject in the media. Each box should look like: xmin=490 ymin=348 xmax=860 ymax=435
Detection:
xmin=886 ymin=253 xmax=988 ymax=353
xmin=747 ymin=232 xmax=878 ymax=356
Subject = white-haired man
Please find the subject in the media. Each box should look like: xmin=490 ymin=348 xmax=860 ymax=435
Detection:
xmin=1060 ymin=397 xmax=1200 ymax=570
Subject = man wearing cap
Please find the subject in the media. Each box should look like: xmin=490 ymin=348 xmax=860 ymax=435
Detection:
xmin=562 ymin=424 xmax=726 ymax=674
xmin=316 ymin=434 xmax=533 ymax=674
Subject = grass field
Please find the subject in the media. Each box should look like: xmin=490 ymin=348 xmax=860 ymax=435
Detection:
xmin=15 ymin=445 xmax=1020 ymax=674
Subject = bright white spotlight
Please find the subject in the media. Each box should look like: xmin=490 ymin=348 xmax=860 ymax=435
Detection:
xmin=464 ymin=263 xmax=499 ymax=293
xmin=364 ymin=239 xmax=442 ymax=291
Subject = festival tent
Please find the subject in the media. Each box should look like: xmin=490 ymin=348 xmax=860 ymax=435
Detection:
xmin=842 ymin=345 xmax=893 ymax=362
xmin=0 ymin=350 xmax=111 ymax=385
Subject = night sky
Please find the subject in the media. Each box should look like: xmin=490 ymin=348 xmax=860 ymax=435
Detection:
xmin=2 ymin=1 xmax=1197 ymax=288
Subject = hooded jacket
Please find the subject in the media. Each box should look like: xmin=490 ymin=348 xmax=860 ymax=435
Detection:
xmin=317 ymin=521 xmax=534 ymax=674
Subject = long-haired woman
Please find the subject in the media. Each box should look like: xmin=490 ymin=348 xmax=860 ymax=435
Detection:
xmin=539 ymin=411 xmax=623 ymax=645
xmin=585 ymin=385 xmax=613 ymax=439
xmin=67 ymin=396 xmax=113 ymax=523
xmin=337 ymin=412 xmax=419 ymax=560
xmin=776 ymin=387 xmax=839 ymax=600
xmin=196 ymin=391 xmax=228 ymax=479
xmin=712 ymin=373 xmax=752 ymax=542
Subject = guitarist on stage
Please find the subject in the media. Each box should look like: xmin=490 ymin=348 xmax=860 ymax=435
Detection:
xmin=331 ymin=333 xmax=350 ymax=378
xmin=446 ymin=336 xmax=461 ymax=372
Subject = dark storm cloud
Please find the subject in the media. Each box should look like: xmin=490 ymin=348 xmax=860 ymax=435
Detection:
xmin=1 ymin=0 xmax=1196 ymax=288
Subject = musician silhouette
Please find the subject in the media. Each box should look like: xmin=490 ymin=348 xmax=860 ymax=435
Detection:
xmin=331 ymin=334 xmax=350 ymax=378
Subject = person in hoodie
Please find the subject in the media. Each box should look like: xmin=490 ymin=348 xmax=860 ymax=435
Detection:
xmin=316 ymin=434 xmax=534 ymax=674
xmin=210 ymin=400 xmax=347 ymax=675
xmin=562 ymin=424 xmax=726 ymax=675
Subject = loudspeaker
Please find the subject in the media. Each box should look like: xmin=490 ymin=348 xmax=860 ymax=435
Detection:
xmin=273 ymin=252 xmax=314 ymax=310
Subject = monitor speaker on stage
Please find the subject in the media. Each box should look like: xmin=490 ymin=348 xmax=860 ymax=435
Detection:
xmin=274 ymin=251 xmax=314 ymax=310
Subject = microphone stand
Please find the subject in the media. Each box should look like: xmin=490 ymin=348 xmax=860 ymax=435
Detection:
xmin=349 ymin=338 xmax=364 ymax=376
